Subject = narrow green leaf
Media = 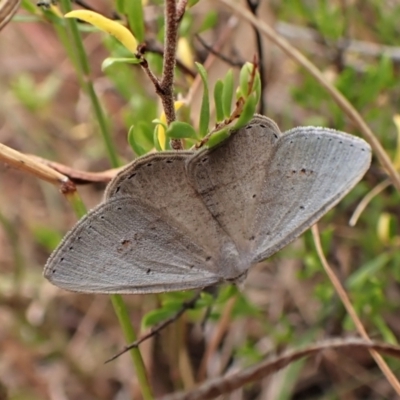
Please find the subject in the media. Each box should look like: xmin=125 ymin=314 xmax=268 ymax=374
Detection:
xmin=198 ymin=10 xmax=218 ymax=33
xmin=31 ymin=226 xmax=62 ymax=251
xmin=127 ymin=125 xmax=147 ymax=156
xmin=214 ymin=80 xmax=224 ymax=122
xmin=115 ymin=0 xmax=124 ymax=14
xmin=234 ymin=94 xmax=258 ymax=129
xmin=125 ymin=0 xmax=145 ymax=43
xmin=21 ymin=0 xmax=38 ymax=14
xmin=239 ymin=62 xmax=252 ymax=98
xmin=206 ymin=127 xmax=230 ymax=148
xmin=347 ymin=253 xmax=390 ymax=289
xmin=142 ymin=308 xmax=177 ymax=329
xmin=217 ymin=284 xmax=238 ymax=303
xmin=195 ymin=62 xmax=210 ymax=138
xmin=372 ymin=314 xmax=398 ymax=345
xmin=102 ymin=57 xmax=141 ymax=71
xmin=222 ymin=69 xmax=234 ymax=118
xmin=166 ymin=121 xmax=198 ymax=139
xmin=161 ymin=300 xmax=193 ymax=312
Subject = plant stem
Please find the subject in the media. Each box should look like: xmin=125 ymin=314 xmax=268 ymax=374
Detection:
xmin=111 ymin=296 xmax=154 ymax=400
xmin=56 ymin=1 xmax=153 ymax=398
xmin=59 ymin=0 xmax=119 ymax=168
xmin=161 ymin=0 xmax=182 ymax=150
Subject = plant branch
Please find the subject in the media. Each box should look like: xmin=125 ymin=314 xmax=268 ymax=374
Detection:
xmin=106 ymin=291 xmax=201 ymax=363
xmin=312 ymin=224 xmax=400 ymax=396
xmin=160 ymin=0 xmax=182 ymax=149
xmin=57 ymin=1 xmax=153 ymax=398
xmin=245 ymin=0 xmax=266 ymax=114
xmin=195 ymin=34 xmax=244 ymax=68
xmin=176 ymin=0 xmax=187 ymax=22
xmin=145 ymin=39 xmax=196 ymax=77
xmin=161 ymin=339 xmax=400 ymax=400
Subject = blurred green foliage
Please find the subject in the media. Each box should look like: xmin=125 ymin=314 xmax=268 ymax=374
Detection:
xmin=2 ymin=0 xmax=400 ymax=398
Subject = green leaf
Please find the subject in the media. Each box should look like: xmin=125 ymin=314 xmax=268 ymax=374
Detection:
xmin=234 ymin=94 xmax=258 ymax=129
xmin=102 ymin=57 xmax=141 ymax=71
xmin=372 ymin=314 xmax=398 ymax=345
xmin=222 ymin=69 xmax=234 ymax=118
xmin=346 ymin=253 xmax=390 ymax=289
xmin=127 ymin=125 xmax=147 ymax=156
xmin=216 ymin=285 xmax=238 ymax=303
xmin=115 ymin=0 xmax=124 ymax=14
xmin=141 ymin=308 xmax=177 ymax=329
xmin=198 ymin=10 xmax=218 ymax=33
xmin=161 ymin=299 xmax=189 ymax=312
xmin=31 ymin=226 xmax=63 ymax=251
xmin=125 ymin=0 xmax=145 ymax=43
xmin=195 ymin=62 xmax=210 ymax=138
xmin=161 ymin=291 xmax=196 ymax=302
xmin=239 ymin=62 xmax=253 ymax=98
xmin=21 ymin=0 xmax=38 ymax=14
xmin=195 ymin=291 xmax=215 ymax=308
xmin=213 ymin=80 xmax=224 ymax=122
xmin=206 ymin=127 xmax=230 ymax=148
xmin=165 ymin=121 xmax=198 ymax=139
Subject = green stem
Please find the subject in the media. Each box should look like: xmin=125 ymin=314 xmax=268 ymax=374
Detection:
xmin=58 ymin=0 xmax=119 ymax=168
xmin=54 ymin=1 xmax=153 ymax=398
xmin=111 ymin=296 xmax=154 ymax=400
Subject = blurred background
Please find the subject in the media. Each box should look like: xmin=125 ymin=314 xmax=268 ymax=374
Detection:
xmin=1 ymin=0 xmax=400 ymax=399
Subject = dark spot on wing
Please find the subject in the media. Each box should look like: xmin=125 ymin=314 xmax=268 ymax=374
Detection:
xmin=128 ymin=173 xmax=137 ymax=179
xmin=146 ymin=268 xmax=151 ymax=274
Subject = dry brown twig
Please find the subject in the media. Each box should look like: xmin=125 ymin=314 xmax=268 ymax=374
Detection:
xmin=311 ymin=224 xmax=400 ymax=396
xmin=160 ymin=339 xmax=400 ymax=400
xmin=197 ymin=295 xmax=237 ymax=382
xmin=105 ymin=291 xmax=202 ymax=363
xmin=0 ymin=143 xmax=78 ymax=194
